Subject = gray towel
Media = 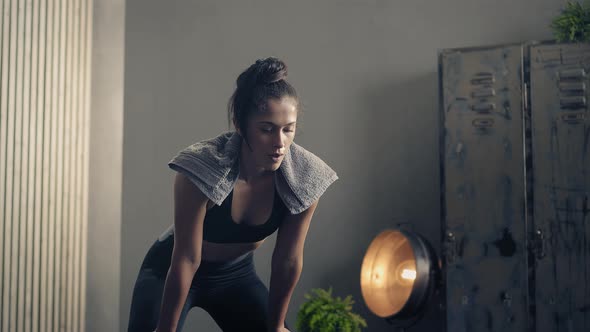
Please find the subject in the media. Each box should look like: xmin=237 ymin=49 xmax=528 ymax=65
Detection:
xmin=168 ymin=131 xmax=338 ymax=215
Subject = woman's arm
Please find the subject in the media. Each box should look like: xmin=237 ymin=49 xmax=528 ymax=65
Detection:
xmin=155 ymin=172 xmax=208 ymax=332
xmin=268 ymin=200 xmax=319 ymax=331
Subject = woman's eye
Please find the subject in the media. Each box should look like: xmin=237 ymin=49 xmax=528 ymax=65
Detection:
xmin=261 ymin=128 xmax=273 ymax=133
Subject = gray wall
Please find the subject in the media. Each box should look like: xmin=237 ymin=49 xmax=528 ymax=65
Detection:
xmin=120 ymin=1 xmax=564 ymax=331
xmin=87 ymin=0 xmax=125 ymax=331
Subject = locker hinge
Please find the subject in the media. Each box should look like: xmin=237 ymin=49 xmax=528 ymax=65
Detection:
xmin=533 ymin=229 xmax=546 ymax=260
xmin=443 ymin=231 xmax=458 ymax=265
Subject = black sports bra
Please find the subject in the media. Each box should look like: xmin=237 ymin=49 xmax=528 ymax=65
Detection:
xmin=201 ymin=188 xmax=287 ymax=243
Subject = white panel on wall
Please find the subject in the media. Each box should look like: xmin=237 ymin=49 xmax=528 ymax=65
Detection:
xmin=0 ymin=0 xmax=93 ymax=331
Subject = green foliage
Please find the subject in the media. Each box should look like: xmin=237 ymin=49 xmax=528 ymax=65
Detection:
xmin=550 ymin=1 xmax=590 ymax=42
xmin=296 ymin=287 xmax=368 ymax=332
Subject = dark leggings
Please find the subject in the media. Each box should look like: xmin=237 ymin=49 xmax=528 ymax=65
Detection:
xmin=127 ymin=235 xmax=291 ymax=332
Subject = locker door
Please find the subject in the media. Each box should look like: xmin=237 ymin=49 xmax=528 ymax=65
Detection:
xmin=439 ymin=44 xmax=529 ymax=332
xmin=529 ymin=42 xmax=590 ymax=332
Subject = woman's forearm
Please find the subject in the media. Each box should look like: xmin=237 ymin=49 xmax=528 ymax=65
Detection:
xmin=267 ymin=260 xmax=302 ymax=330
xmin=156 ymin=260 xmax=199 ymax=332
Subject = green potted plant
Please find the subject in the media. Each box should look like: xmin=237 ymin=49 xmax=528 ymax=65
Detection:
xmin=550 ymin=0 xmax=590 ymax=42
xmin=296 ymin=287 xmax=368 ymax=332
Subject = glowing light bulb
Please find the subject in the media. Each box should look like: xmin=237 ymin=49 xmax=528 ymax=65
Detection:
xmin=401 ymin=269 xmax=416 ymax=281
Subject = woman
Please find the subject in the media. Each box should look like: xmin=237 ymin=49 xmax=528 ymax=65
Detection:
xmin=127 ymin=57 xmax=338 ymax=332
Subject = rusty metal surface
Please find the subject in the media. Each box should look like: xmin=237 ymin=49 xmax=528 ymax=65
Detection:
xmin=439 ymin=44 xmax=529 ymax=332
xmin=530 ymin=42 xmax=590 ymax=332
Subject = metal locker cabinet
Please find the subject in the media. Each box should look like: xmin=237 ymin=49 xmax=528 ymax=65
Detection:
xmin=439 ymin=43 xmax=529 ymax=332
xmin=529 ymin=42 xmax=590 ymax=332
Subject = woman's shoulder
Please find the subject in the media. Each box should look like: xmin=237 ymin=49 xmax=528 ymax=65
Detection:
xmin=283 ymin=142 xmax=337 ymax=182
xmin=170 ymin=131 xmax=240 ymax=165
xmin=288 ymin=143 xmax=332 ymax=170
xmin=178 ymin=131 xmax=235 ymax=154
xmin=167 ymin=131 xmax=240 ymax=204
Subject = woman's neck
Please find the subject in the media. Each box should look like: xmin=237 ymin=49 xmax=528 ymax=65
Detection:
xmin=238 ymin=142 xmax=273 ymax=184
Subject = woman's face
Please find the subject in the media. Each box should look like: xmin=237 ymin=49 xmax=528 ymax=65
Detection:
xmin=239 ymin=97 xmax=298 ymax=173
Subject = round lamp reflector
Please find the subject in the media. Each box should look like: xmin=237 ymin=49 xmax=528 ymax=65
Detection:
xmin=360 ymin=229 xmax=438 ymax=324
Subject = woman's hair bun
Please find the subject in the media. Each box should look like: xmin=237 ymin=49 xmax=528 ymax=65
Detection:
xmin=236 ymin=57 xmax=288 ymax=90
xmin=246 ymin=57 xmax=287 ymax=85
xmin=254 ymin=57 xmax=288 ymax=84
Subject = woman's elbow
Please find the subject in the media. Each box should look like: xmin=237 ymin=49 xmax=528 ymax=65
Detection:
xmin=171 ymin=253 xmax=201 ymax=273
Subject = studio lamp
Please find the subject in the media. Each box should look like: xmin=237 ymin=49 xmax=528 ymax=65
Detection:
xmin=360 ymin=229 xmax=440 ymax=328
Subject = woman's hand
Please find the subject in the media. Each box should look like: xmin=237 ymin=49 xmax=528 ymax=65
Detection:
xmin=270 ymin=328 xmax=291 ymax=332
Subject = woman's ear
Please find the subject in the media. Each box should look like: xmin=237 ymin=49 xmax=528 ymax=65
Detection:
xmin=233 ymin=119 xmax=242 ymax=136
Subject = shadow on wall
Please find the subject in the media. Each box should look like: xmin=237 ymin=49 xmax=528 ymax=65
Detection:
xmin=318 ymin=71 xmax=444 ymax=332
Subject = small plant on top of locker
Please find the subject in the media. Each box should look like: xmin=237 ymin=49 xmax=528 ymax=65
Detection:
xmin=551 ymin=0 xmax=590 ymax=42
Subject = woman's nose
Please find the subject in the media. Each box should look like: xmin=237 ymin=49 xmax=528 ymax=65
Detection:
xmin=273 ymin=132 xmax=285 ymax=148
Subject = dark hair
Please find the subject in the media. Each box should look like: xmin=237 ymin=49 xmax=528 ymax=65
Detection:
xmin=227 ymin=57 xmax=299 ymax=148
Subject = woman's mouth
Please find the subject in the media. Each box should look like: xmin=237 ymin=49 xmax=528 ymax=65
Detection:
xmin=269 ymin=153 xmax=283 ymax=162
